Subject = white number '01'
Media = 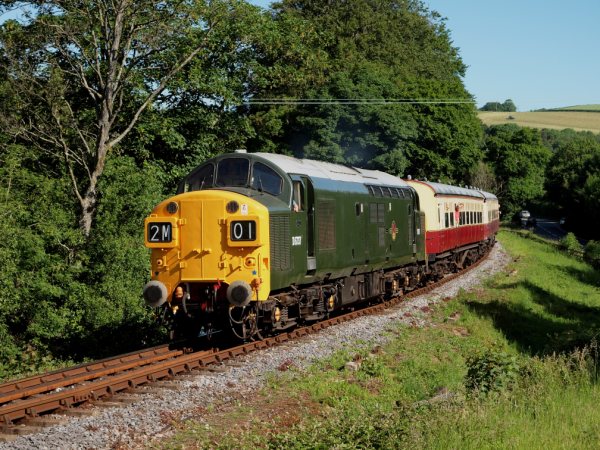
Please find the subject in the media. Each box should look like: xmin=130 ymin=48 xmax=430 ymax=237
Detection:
xmin=232 ymin=221 xmax=253 ymax=240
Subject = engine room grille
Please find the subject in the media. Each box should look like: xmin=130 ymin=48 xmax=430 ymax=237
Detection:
xmin=317 ymin=201 xmax=336 ymax=250
xmin=270 ymin=214 xmax=291 ymax=271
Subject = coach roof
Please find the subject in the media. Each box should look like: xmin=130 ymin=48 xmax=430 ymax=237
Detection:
xmin=407 ymin=179 xmax=497 ymax=200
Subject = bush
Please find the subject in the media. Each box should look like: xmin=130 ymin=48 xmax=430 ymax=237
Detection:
xmin=465 ymin=349 xmax=521 ymax=395
xmin=584 ymin=240 xmax=600 ymax=270
xmin=560 ymin=232 xmax=583 ymax=256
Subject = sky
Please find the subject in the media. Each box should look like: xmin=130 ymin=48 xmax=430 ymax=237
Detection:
xmin=249 ymin=0 xmax=600 ymax=111
xmin=2 ymin=1 xmax=597 ymax=111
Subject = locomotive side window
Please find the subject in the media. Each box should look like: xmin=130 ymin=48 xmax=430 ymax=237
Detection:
xmin=252 ymin=162 xmax=283 ymax=196
xmin=355 ymin=203 xmax=363 ymax=216
xmin=292 ymin=180 xmax=304 ymax=211
xmin=216 ymin=158 xmax=249 ymax=187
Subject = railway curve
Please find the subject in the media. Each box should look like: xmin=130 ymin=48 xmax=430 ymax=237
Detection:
xmin=0 ymin=243 xmax=510 ymax=447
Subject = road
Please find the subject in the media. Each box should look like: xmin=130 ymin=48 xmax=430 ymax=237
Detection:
xmin=532 ymin=218 xmax=567 ymax=241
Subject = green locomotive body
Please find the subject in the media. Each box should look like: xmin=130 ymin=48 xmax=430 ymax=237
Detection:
xmin=143 ymin=151 xmax=429 ymax=339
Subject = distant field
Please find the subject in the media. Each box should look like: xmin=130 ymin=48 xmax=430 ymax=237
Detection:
xmin=478 ymin=110 xmax=600 ymax=133
xmin=553 ymin=104 xmax=600 ymax=112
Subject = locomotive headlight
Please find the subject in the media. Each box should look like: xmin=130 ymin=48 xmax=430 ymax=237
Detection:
xmin=226 ymin=280 xmax=253 ymax=307
xmin=143 ymin=280 xmax=168 ymax=307
xmin=166 ymin=202 xmax=179 ymax=214
xmin=226 ymin=200 xmax=239 ymax=214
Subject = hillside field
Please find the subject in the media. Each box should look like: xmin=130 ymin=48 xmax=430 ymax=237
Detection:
xmin=478 ymin=110 xmax=600 ymax=133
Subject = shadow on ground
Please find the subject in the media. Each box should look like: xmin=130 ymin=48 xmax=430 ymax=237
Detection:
xmin=466 ymin=278 xmax=600 ymax=356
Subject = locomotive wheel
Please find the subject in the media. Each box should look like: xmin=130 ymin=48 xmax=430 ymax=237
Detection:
xmin=228 ymin=304 xmax=263 ymax=341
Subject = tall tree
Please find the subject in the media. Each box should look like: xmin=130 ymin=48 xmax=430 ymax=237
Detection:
xmin=483 ymin=124 xmax=551 ymax=215
xmin=544 ymin=131 xmax=600 ymax=237
xmin=0 ymin=0 xmax=256 ymax=236
xmin=250 ymin=0 xmax=482 ymax=181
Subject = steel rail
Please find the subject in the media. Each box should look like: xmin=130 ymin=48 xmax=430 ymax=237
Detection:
xmin=0 ymin=345 xmax=180 ymax=403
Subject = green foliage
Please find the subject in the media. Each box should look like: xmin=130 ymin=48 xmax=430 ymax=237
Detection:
xmin=250 ymin=0 xmax=483 ymax=182
xmin=465 ymin=349 xmax=521 ymax=394
xmin=559 ymin=232 xmax=583 ymax=256
xmin=359 ymin=356 xmax=388 ymax=378
xmin=480 ymin=99 xmax=517 ymax=112
xmin=483 ymin=124 xmax=551 ymax=216
xmin=0 ymin=145 xmax=166 ymax=373
xmin=584 ymin=241 xmax=600 ymax=270
xmin=269 ymin=407 xmax=409 ymax=449
xmin=543 ymin=129 xmax=600 ymax=238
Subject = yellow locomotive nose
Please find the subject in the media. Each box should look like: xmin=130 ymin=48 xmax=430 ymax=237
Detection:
xmin=144 ymin=190 xmax=271 ymax=309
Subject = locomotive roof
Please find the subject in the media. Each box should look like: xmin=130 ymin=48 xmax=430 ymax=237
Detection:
xmin=409 ymin=180 xmax=497 ymax=200
xmin=252 ymin=152 xmax=409 ymax=187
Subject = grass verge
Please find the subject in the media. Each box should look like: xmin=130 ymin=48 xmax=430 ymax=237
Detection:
xmin=160 ymin=231 xmax=600 ymax=449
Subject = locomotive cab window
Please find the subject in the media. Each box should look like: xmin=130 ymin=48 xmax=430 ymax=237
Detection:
xmin=251 ymin=162 xmax=283 ymax=196
xmin=216 ymin=158 xmax=249 ymax=187
xmin=177 ymin=163 xmax=214 ymax=193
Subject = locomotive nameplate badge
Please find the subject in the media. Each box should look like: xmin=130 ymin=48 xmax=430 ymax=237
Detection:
xmin=292 ymin=236 xmax=302 ymax=246
xmin=390 ymin=220 xmax=398 ymax=241
xmin=241 ymin=204 xmax=249 ymax=215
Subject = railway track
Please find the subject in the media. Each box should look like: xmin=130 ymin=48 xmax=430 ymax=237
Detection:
xmin=0 ymin=250 xmax=490 ymax=439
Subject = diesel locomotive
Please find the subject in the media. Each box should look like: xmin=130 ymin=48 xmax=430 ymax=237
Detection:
xmin=143 ymin=151 xmax=499 ymax=340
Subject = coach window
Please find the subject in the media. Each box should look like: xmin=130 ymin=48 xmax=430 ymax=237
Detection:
xmin=251 ymin=162 xmax=283 ymax=196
